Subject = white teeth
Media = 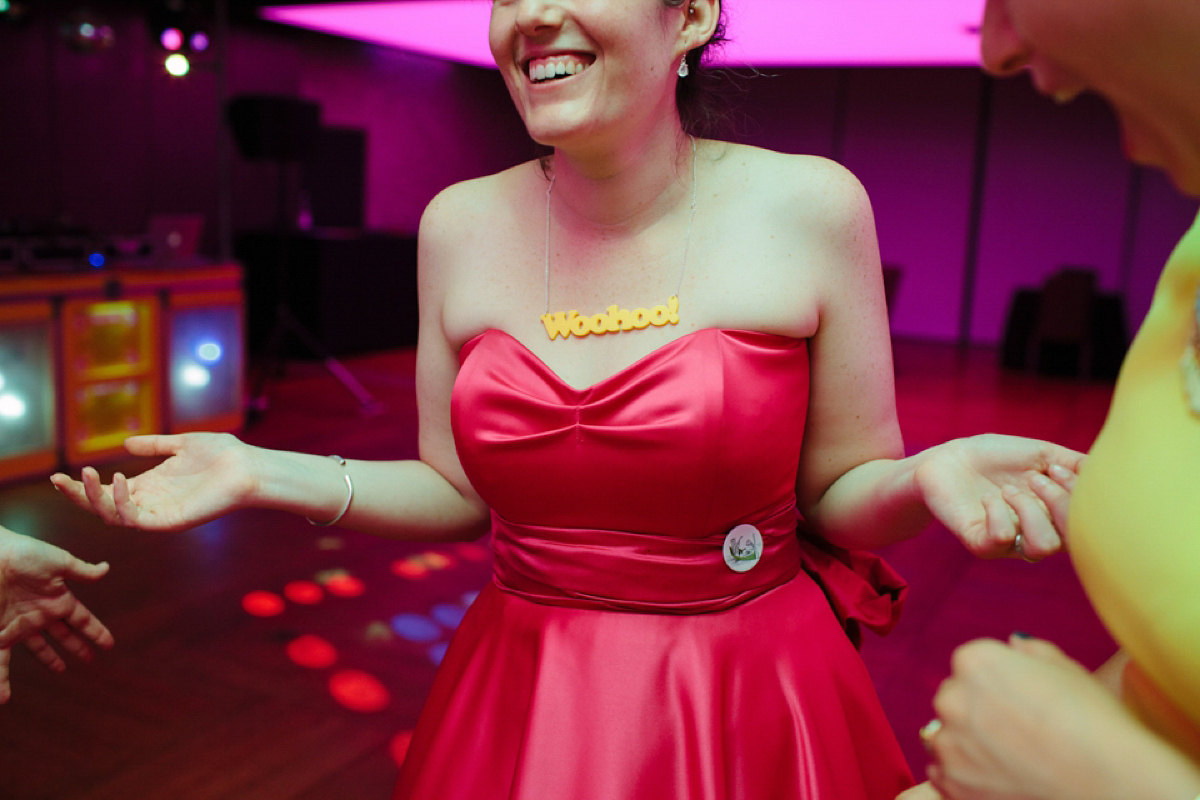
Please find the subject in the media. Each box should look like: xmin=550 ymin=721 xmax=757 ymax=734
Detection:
xmin=528 ymin=56 xmax=591 ymax=83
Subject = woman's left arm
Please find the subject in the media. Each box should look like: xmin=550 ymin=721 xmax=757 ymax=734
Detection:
xmin=792 ymin=162 xmax=1083 ymax=558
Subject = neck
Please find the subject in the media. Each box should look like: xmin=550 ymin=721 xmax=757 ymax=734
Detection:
xmin=547 ymin=122 xmax=695 ymax=233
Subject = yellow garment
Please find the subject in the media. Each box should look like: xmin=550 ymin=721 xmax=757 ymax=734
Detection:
xmin=1071 ymin=210 xmax=1200 ymax=757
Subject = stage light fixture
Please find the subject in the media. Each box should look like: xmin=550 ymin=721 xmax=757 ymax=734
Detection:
xmin=165 ymin=52 xmax=190 ymax=76
xmin=180 ymin=364 xmax=211 ymax=388
xmin=0 ymin=1 xmax=30 ymax=24
xmin=159 ymin=26 xmax=183 ymax=51
xmin=151 ymin=0 xmax=211 ymax=58
xmin=0 ymin=393 xmax=27 ymax=420
xmin=62 ymin=10 xmax=115 ymax=53
xmin=196 ymin=341 xmax=222 ymax=363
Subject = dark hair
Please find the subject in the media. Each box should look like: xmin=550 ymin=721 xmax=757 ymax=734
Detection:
xmin=665 ymin=0 xmax=730 ymax=138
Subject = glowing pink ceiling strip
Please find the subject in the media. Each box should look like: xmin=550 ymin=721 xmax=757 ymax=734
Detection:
xmin=262 ymin=0 xmax=988 ymax=68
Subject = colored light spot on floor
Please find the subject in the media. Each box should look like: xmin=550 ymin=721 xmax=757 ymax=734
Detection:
xmin=316 ymin=536 xmax=344 ymax=550
xmin=456 ymin=542 xmax=489 ymax=562
xmin=428 ymin=642 xmax=449 ymax=665
xmin=286 ymin=634 xmax=338 ymax=669
xmin=389 ymin=730 xmax=414 ymax=767
xmin=390 ymin=613 xmax=441 ymax=643
xmin=325 ymin=574 xmax=365 ymax=597
xmin=364 ymin=621 xmax=394 ymax=642
xmin=242 ymin=590 xmax=285 ymax=617
xmin=431 ymin=603 xmax=466 ymax=629
xmin=391 ymin=559 xmax=429 ymax=579
xmin=421 ymin=551 xmax=453 ymax=570
xmin=284 ymin=580 xmax=324 ymax=604
xmin=329 ymin=669 xmax=390 ymax=712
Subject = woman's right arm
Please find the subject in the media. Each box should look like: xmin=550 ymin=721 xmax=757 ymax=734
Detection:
xmin=52 ymin=186 xmax=491 ymax=543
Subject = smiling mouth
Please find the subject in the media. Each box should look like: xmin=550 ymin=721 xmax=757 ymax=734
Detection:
xmin=525 ymin=54 xmax=595 ymax=84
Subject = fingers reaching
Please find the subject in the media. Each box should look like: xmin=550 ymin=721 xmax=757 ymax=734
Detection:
xmin=1004 ymin=483 xmax=1062 ymax=561
xmin=23 ymin=633 xmax=65 ymax=673
xmin=81 ymin=467 xmax=122 ymax=526
xmin=66 ymin=600 xmax=114 ymax=651
xmin=64 ymin=557 xmax=110 ymax=583
xmin=113 ymin=472 xmax=139 ymax=526
xmin=123 ymin=433 xmax=184 ymax=458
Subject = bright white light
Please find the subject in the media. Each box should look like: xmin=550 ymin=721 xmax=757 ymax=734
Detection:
xmin=196 ymin=342 xmax=223 ymax=363
xmin=0 ymin=393 xmax=27 ymax=420
xmin=165 ymin=53 xmax=191 ymax=76
xmin=180 ymin=365 xmax=211 ymax=388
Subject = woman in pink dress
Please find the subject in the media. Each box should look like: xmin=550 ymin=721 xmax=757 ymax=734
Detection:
xmin=54 ymin=2 xmax=1083 ymax=797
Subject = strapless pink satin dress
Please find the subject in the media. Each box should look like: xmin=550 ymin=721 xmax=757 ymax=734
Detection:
xmin=393 ymin=328 xmax=913 ymax=800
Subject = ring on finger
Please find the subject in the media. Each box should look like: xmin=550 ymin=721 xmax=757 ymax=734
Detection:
xmin=919 ymin=718 xmax=943 ymax=753
xmin=1014 ymin=532 xmax=1037 ymax=563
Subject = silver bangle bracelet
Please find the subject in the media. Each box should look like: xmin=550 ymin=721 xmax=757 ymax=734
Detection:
xmin=307 ymin=455 xmax=353 ymax=527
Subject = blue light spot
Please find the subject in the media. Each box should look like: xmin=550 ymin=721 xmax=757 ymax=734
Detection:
xmin=428 ymin=642 xmax=448 ymax=665
xmin=196 ymin=341 xmax=222 ymax=363
xmin=88 ymin=252 xmax=106 ymax=268
xmin=431 ymin=603 xmax=465 ymax=630
xmin=390 ymin=613 xmax=441 ymax=643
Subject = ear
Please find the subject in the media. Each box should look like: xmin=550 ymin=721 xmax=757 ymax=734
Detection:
xmin=678 ymin=0 xmax=720 ymax=54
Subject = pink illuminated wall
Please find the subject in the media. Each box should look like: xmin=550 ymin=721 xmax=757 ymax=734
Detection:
xmin=263 ymin=0 xmax=989 ymax=68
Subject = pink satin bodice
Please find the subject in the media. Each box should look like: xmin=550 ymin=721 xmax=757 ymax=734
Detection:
xmin=395 ymin=327 xmax=913 ymax=799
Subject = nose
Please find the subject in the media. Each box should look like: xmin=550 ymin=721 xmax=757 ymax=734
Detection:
xmin=515 ymin=0 xmax=565 ymax=37
xmin=979 ymin=0 xmax=1031 ymax=76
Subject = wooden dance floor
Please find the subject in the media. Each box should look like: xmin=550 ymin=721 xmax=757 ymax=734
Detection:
xmin=0 ymin=340 xmax=1117 ymax=799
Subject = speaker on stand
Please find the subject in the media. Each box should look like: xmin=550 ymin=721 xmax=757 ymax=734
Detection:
xmin=225 ymin=94 xmax=380 ymax=416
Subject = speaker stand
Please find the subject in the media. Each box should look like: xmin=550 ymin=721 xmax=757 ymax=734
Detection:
xmin=248 ymin=300 xmax=383 ymax=418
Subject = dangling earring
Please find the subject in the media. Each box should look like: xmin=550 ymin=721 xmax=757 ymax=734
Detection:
xmin=677 ymin=55 xmax=690 ymax=78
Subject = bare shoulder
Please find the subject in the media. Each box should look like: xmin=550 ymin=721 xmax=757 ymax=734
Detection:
xmin=418 ymin=160 xmax=542 ymax=293
xmin=419 ymin=161 xmax=536 ymax=248
xmin=719 ymin=143 xmax=872 ymax=231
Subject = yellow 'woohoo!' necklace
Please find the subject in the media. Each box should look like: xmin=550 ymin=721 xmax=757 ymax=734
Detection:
xmin=540 ymin=136 xmax=697 ymax=341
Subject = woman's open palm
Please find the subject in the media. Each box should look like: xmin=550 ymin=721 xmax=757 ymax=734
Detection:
xmin=51 ymin=433 xmax=256 ymax=532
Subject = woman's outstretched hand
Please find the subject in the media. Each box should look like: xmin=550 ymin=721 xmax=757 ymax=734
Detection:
xmin=50 ymin=433 xmax=257 ymax=532
xmin=914 ymin=434 xmax=1083 ymax=561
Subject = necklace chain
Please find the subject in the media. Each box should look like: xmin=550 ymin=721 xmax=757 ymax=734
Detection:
xmin=543 ymin=136 xmax=698 ymax=316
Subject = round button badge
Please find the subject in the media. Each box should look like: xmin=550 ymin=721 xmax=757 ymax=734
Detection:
xmin=723 ymin=524 xmax=763 ymax=573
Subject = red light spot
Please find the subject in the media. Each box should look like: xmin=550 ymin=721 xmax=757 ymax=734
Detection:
xmin=284 ymin=580 xmax=324 ymax=604
xmin=325 ymin=574 xmax=365 ymax=597
xmin=391 ymin=559 xmax=429 ymax=579
xmin=456 ymin=542 xmax=489 ymax=562
xmin=329 ymin=669 xmax=390 ymax=712
xmin=286 ymin=634 xmax=338 ymax=669
xmin=389 ymin=730 xmax=414 ymax=767
xmin=242 ymin=590 xmax=285 ymax=617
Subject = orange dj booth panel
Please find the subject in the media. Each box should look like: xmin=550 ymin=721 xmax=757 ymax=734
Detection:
xmin=0 ymin=301 xmax=59 ymax=482
xmin=0 ymin=265 xmax=244 ymax=482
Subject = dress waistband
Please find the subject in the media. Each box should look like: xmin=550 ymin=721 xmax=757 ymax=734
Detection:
xmin=490 ymin=501 xmax=802 ymax=614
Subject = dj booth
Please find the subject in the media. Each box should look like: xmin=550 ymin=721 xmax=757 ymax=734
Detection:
xmin=0 ymin=264 xmax=243 ymax=484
